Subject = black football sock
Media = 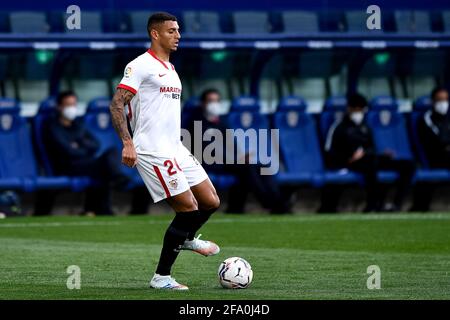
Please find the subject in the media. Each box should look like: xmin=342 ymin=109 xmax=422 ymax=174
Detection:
xmin=187 ymin=208 xmax=217 ymax=241
xmin=155 ymin=211 xmax=198 ymax=276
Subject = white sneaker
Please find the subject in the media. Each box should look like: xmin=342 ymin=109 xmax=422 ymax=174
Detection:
xmin=149 ymin=274 xmax=189 ymax=290
xmin=180 ymin=234 xmax=220 ymax=256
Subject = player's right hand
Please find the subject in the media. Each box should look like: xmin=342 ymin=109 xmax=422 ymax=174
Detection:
xmin=122 ymin=140 xmax=138 ymax=167
xmin=349 ymin=147 xmax=365 ymax=164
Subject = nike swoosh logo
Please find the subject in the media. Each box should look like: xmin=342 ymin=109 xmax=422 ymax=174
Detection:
xmin=159 ymin=74 xmax=167 ymax=77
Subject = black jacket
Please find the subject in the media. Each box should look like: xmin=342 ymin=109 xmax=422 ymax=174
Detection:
xmin=326 ymin=115 xmax=375 ymax=168
xmin=186 ymin=109 xmax=230 ymax=173
xmin=46 ymin=116 xmax=100 ymax=174
xmin=417 ymin=110 xmax=450 ymax=168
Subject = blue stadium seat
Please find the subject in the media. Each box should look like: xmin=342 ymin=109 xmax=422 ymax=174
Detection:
xmin=33 ymin=97 xmax=57 ymax=175
xmin=319 ymin=11 xmax=345 ymax=32
xmin=178 ymin=96 xmax=237 ymax=189
xmin=103 ymin=11 xmax=128 ymax=33
xmin=181 ymin=96 xmax=200 ymax=129
xmin=129 ymin=11 xmax=152 ymax=34
xmin=320 ymin=96 xmax=347 ymax=147
xmin=395 ymin=10 xmax=431 ymax=33
xmin=274 ymin=96 xmax=321 ymax=185
xmin=367 ymin=96 xmax=411 ymax=160
xmin=414 ymin=95 xmax=433 ymax=112
xmin=409 ymin=95 xmax=433 ymax=167
xmin=85 ymin=97 xmax=119 ymax=156
xmin=0 ymin=54 xmax=8 ymax=82
xmin=370 ymin=95 xmax=398 ymax=111
xmin=232 ymin=11 xmax=270 ymax=34
xmin=84 ymin=97 xmax=143 ymax=188
xmin=395 ymin=11 xmax=414 ymax=32
xmin=368 ymin=96 xmax=449 ymax=182
xmin=0 ymin=12 xmax=10 ymax=32
xmin=321 ymin=96 xmax=409 ymax=185
xmin=407 ymin=95 xmax=450 ymax=182
xmin=225 ymin=96 xmax=273 ymax=164
xmin=282 ymin=11 xmax=319 ymax=33
xmin=0 ymin=103 xmax=36 ymax=191
xmin=64 ymin=11 xmax=102 ymax=33
xmin=413 ymin=11 xmax=432 ymax=33
xmin=9 ymin=12 xmax=49 ymax=33
xmin=183 ymin=11 xmax=221 ymax=33
xmin=274 ymin=96 xmax=360 ymax=186
xmin=32 ymin=98 xmax=93 ymax=192
xmin=0 ymin=99 xmax=83 ymax=192
xmin=443 ymin=11 xmax=450 ymax=33
xmin=207 ymin=173 xmax=237 ymax=189
xmin=345 ymin=10 xmax=384 ymax=33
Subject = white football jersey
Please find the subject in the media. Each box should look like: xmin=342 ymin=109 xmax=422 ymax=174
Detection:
xmin=117 ymin=49 xmax=183 ymax=156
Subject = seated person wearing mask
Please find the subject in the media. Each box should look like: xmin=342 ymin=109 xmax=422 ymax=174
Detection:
xmin=46 ymin=91 xmax=132 ymax=215
xmin=412 ymin=87 xmax=450 ymax=211
xmin=325 ymin=93 xmax=415 ymax=212
xmin=187 ymin=88 xmax=291 ymax=214
xmin=418 ymin=87 xmax=450 ymax=167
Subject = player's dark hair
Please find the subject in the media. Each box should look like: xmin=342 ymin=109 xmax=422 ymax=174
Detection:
xmin=147 ymin=12 xmax=177 ymax=35
xmin=431 ymin=86 xmax=448 ymax=101
xmin=347 ymin=93 xmax=368 ymax=109
xmin=200 ymin=88 xmax=221 ymax=103
xmin=56 ymin=90 xmax=77 ymax=106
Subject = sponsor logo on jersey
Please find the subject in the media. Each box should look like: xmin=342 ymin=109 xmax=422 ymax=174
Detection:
xmin=160 ymin=87 xmax=182 ymax=93
xmin=124 ymin=67 xmax=132 ymax=78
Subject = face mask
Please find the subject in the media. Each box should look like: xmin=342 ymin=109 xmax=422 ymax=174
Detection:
xmin=350 ymin=111 xmax=364 ymax=125
xmin=205 ymin=102 xmax=222 ymax=118
xmin=62 ymin=105 xmax=78 ymax=121
xmin=434 ymin=101 xmax=449 ymax=115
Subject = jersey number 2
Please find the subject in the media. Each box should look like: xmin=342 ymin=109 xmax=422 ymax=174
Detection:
xmin=164 ymin=159 xmax=182 ymax=176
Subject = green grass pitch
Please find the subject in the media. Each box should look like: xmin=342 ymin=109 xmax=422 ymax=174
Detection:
xmin=1 ymin=213 xmax=450 ymax=299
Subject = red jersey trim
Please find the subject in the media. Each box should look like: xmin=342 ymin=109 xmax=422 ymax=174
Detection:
xmin=117 ymin=84 xmax=137 ymax=95
xmin=147 ymin=49 xmax=169 ymax=70
xmin=153 ymin=165 xmax=171 ymax=198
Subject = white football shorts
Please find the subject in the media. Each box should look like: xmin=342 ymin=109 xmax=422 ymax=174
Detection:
xmin=136 ymin=145 xmax=209 ymax=203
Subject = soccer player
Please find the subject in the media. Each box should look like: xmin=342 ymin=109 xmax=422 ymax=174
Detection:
xmin=109 ymin=12 xmax=220 ymax=290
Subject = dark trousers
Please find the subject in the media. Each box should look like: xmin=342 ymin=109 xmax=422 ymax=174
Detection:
xmin=350 ymin=155 xmax=416 ymax=210
xmin=410 ymin=151 xmax=450 ymax=212
xmin=34 ymin=148 xmax=151 ymax=215
xmin=319 ymin=155 xmax=416 ymax=212
xmin=68 ymin=148 xmax=124 ymax=182
xmin=34 ymin=186 xmax=151 ymax=216
xmin=67 ymin=148 xmax=124 ymax=215
xmin=224 ymin=164 xmax=291 ymax=214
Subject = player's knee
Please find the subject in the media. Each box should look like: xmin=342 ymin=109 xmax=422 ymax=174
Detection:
xmin=171 ymin=193 xmax=198 ymax=212
xmin=184 ymin=196 xmax=198 ymax=212
xmin=203 ymin=194 xmax=220 ymax=212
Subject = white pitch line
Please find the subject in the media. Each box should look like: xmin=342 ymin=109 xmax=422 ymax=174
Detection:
xmin=0 ymin=213 xmax=450 ymax=229
xmin=0 ymin=221 xmax=122 ymax=228
xmin=1 ymin=237 xmax=449 ymax=259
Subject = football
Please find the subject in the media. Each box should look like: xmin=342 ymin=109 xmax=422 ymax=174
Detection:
xmin=218 ymin=257 xmax=253 ymax=289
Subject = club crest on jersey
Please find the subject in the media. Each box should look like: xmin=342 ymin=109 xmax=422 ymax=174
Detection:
xmin=168 ymin=179 xmax=178 ymax=190
xmin=124 ymin=67 xmax=132 ymax=78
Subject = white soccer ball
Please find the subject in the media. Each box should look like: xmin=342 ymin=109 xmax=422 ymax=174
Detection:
xmin=218 ymin=257 xmax=253 ymax=289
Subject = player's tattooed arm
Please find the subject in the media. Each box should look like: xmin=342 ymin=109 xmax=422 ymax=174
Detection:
xmin=110 ymin=88 xmax=134 ymax=142
xmin=110 ymin=88 xmax=137 ymax=167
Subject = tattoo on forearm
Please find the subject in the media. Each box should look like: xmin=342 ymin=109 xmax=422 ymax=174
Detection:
xmin=110 ymin=88 xmax=134 ymax=142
